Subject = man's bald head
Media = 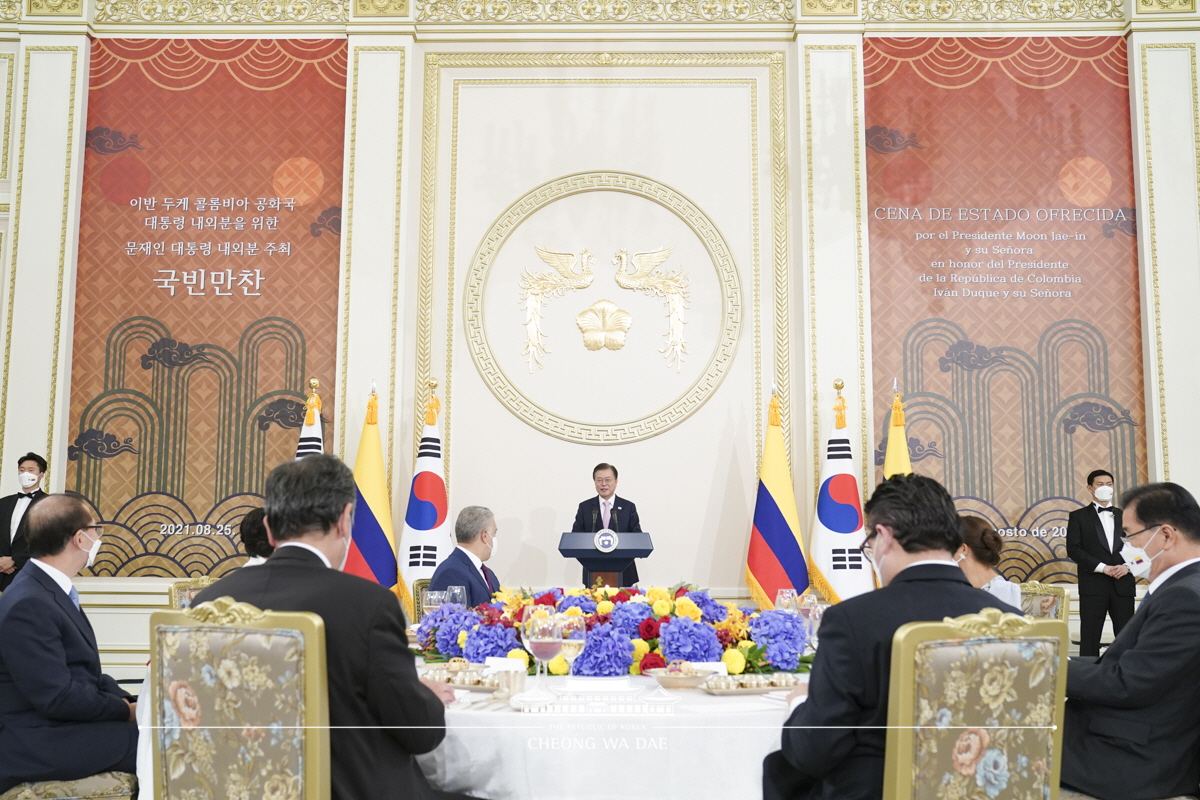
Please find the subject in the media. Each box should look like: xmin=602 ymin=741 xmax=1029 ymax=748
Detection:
xmin=26 ymin=494 xmax=94 ymax=558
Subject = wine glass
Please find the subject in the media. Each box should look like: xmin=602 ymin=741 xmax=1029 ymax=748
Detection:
xmin=558 ymin=616 xmax=586 ymax=675
xmin=524 ymin=617 xmax=562 ymax=687
xmin=423 ymin=591 xmax=446 ymax=616
xmin=808 ymin=602 xmax=827 ymax=651
xmin=446 ymin=585 xmax=467 ymax=607
xmin=775 ymin=588 xmax=798 ymax=613
xmin=799 ymin=594 xmax=821 ymax=648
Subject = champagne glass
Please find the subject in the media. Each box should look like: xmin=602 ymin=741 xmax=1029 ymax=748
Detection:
xmin=558 ymin=616 xmax=586 ymax=675
xmin=524 ymin=617 xmax=562 ymax=688
xmin=775 ymin=588 xmax=798 ymax=613
xmin=446 ymin=585 xmax=467 ymax=607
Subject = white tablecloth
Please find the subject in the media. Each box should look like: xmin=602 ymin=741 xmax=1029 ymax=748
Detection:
xmin=417 ymin=675 xmax=798 ymax=800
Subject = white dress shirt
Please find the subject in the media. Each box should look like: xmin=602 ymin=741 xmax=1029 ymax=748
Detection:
xmin=981 ymin=574 xmax=1022 ymax=608
xmin=9 ymin=491 xmax=36 ymax=541
xmin=1148 ymin=556 xmax=1200 ymax=594
xmin=29 ymin=558 xmax=75 ymax=598
xmin=1093 ymin=502 xmax=1116 ymax=573
xmin=456 ymin=544 xmax=493 ymax=590
xmin=597 ymin=495 xmax=616 ymax=528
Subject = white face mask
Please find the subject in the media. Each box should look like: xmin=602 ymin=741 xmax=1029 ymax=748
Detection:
xmin=954 ymin=552 xmax=966 ymax=564
xmin=1121 ymin=526 xmax=1161 ymax=579
xmin=80 ymin=531 xmax=102 ymax=568
xmin=18 ymin=472 xmax=39 ymax=490
xmin=484 ymin=532 xmax=497 ymax=559
xmin=1094 ymin=485 xmax=1115 ymax=503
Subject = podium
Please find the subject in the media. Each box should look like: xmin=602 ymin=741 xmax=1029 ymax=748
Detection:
xmin=558 ymin=531 xmax=653 ymax=588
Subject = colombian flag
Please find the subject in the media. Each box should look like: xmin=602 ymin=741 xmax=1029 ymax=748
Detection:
xmin=746 ymin=393 xmax=809 ymax=610
xmin=345 ymin=391 xmax=414 ymax=619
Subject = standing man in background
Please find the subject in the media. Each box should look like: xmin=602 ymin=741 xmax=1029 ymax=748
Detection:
xmin=572 ymin=463 xmax=642 ymax=586
xmin=1066 ymin=469 xmax=1135 ymax=657
xmin=0 ymin=453 xmax=48 ymax=591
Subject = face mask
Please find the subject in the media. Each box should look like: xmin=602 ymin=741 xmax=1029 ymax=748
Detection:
xmin=1121 ymin=527 xmax=1161 ymax=579
xmin=485 ymin=533 xmax=497 ymax=559
xmin=1095 ymin=485 xmax=1114 ymax=503
xmin=80 ymin=532 xmax=102 ymax=567
xmin=954 ymin=552 xmax=966 ymax=564
xmin=18 ymin=472 xmax=39 ymax=489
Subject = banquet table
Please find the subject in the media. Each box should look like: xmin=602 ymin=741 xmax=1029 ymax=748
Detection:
xmin=417 ymin=674 xmax=799 ymax=800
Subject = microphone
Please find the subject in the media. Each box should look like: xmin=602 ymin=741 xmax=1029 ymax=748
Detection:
xmin=592 ymin=509 xmax=598 ymax=532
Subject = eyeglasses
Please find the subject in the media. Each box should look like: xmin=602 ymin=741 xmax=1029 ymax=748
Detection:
xmin=1119 ymin=524 xmax=1161 ymax=545
xmin=858 ymin=532 xmax=878 ymax=558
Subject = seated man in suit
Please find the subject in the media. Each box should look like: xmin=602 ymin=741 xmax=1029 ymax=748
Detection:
xmin=763 ymin=474 xmax=1019 ymax=800
xmin=194 ymin=455 xmax=456 ymax=800
xmin=1065 ymin=468 xmax=1134 ymax=657
xmin=1061 ymin=482 xmax=1200 ymax=800
xmin=429 ymin=506 xmax=501 ymax=608
xmin=0 ymin=494 xmax=138 ymax=793
xmin=0 ymin=452 xmax=48 ymax=591
xmin=571 ymin=463 xmax=642 ymax=586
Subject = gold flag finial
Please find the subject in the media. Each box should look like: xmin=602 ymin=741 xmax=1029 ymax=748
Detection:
xmin=366 ymin=391 xmax=378 ymax=426
xmin=833 ymin=379 xmax=847 ymax=430
xmin=889 ymin=381 xmax=905 ymax=428
xmin=424 ymin=381 xmax=441 ymax=426
xmin=304 ymin=378 xmax=322 ymax=427
xmin=768 ymin=392 xmax=782 ymax=427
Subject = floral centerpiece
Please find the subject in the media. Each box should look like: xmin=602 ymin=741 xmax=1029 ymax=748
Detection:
xmin=414 ymin=583 xmax=812 ymax=676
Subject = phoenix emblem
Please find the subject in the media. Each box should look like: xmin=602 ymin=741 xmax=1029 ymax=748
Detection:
xmin=613 ymin=247 xmax=691 ymax=372
xmin=519 ymin=247 xmax=595 ymax=372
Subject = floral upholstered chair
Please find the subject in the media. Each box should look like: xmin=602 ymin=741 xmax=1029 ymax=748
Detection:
xmin=882 ymin=608 xmax=1069 ymax=800
xmin=167 ymin=576 xmax=217 ymax=610
xmin=1019 ymin=582 xmax=1069 ymax=622
xmin=150 ymin=596 xmax=330 ymax=800
xmin=1060 ymin=789 xmax=1198 ymax=800
xmin=0 ymin=772 xmax=136 ymax=800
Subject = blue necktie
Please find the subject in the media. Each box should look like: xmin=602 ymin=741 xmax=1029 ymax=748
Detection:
xmin=68 ymin=586 xmax=81 ymax=611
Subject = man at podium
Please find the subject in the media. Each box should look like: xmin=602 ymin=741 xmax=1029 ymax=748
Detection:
xmin=572 ymin=463 xmax=642 ymax=586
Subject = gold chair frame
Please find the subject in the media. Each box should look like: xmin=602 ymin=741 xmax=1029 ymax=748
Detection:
xmin=150 ymin=597 xmax=330 ymax=800
xmin=1020 ymin=581 xmax=1070 ymax=622
xmin=166 ymin=575 xmax=217 ymax=609
xmin=412 ymin=577 xmax=431 ymax=623
xmin=882 ymin=608 xmax=1069 ymax=800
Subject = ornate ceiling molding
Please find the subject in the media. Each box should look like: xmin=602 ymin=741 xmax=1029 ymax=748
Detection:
xmin=93 ymin=0 xmax=348 ymax=23
xmin=416 ymin=0 xmax=792 ymax=22
xmin=863 ymin=0 xmax=1121 ymax=22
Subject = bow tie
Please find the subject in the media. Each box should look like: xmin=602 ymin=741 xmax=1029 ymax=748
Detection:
xmin=1097 ymin=506 xmax=1114 ymax=514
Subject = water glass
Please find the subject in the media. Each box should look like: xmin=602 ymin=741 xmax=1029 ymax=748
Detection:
xmin=446 ymin=585 xmax=467 ymax=607
xmin=423 ymin=590 xmax=446 ymax=616
xmin=558 ymin=616 xmax=587 ymax=675
xmin=775 ymin=588 xmax=798 ymax=613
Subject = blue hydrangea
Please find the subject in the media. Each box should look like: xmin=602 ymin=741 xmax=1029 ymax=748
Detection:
xmin=684 ymin=591 xmax=728 ymax=624
xmin=749 ymin=610 xmax=808 ymax=671
xmin=428 ymin=606 xmax=481 ymax=658
xmin=659 ymin=616 xmax=722 ymax=662
xmin=463 ymin=623 xmax=519 ymax=663
xmin=574 ymin=623 xmax=634 ymax=677
xmin=557 ymin=595 xmax=598 ymax=615
xmin=416 ymin=603 xmax=470 ymax=645
xmin=739 ymin=605 xmax=758 ymax=617
xmin=609 ymin=601 xmax=654 ymax=638
xmin=975 ymin=748 xmax=1009 ymax=799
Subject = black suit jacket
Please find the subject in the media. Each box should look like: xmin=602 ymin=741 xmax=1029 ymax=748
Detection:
xmin=194 ymin=546 xmax=446 ymax=800
xmin=0 ymin=490 xmax=45 ymax=591
xmin=0 ymin=562 xmax=136 ymax=792
xmin=1062 ymin=561 xmax=1200 ymax=800
xmin=571 ymin=496 xmax=642 ymax=585
xmin=1065 ymin=504 xmax=1135 ymax=597
xmin=764 ymin=564 xmax=1020 ymax=800
xmin=428 ymin=546 xmax=495 ymax=608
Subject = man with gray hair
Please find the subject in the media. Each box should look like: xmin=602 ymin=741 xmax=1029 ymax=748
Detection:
xmin=429 ymin=506 xmax=500 ymax=607
xmin=193 ymin=454 xmax=454 ymax=800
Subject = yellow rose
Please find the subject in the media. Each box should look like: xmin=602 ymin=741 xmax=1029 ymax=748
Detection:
xmin=737 ymin=639 xmax=756 ymax=654
xmin=722 ymin=648 xmax=747 ymax=675
xmin=646 ymin=587 xmax=671 ymax=603
xmin=597 ymin=600 xmax=615 ymax=615
xmin=548 ymin=654 xmax=570 ymax=675
xmin=457 ymin=630 xmax=469 ymax=648
xmin=563 ymin=606 xmax=584 ymax=617
xmin=652 ymin=599 xmax=673 ymax=616
xmin=674 ymin=597 xmax=702 ymax=622
xmin=631 ymin=638 xmax=650 ymax=659
xmin=506 ymin=648 xmax=529 ymax=666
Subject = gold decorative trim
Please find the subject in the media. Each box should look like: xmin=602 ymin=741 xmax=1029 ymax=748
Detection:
xmin=167 ymin=575 xmax=217 ymax=608
xmin=462 ymin=170 xmax=742 ymax=444
xmin=0 ymin=0 xmax=15 ymax=19
xmin=417 ymin=0 xmax=793 ymax=21
xmin=801 ymin=0 xmax=854 ymax=14
xmin=415 ymin=53 xmax=788 ymax=469
xmin=1138 ymin=43 xmax=1188 ymax=481
xmin=768 ymin=51 xmax=791 ymax=468
xmin=942 ymin=607 xmax=1036 ymax=637
xmin=0 ymin=54 xmax=13 ymax=179
xmin=356 ymin=0 xmax=407 ymax=13
xmin=1019 ymin=580 xmax=1069 ymax=621
xmin=27 ymin=0 xmax=80 ymax=14
xmin=1138 ymin=0 xmax=1194 ymax=11
xmin=338 ymin=46 xmax=406 ymax=487
xmin=0 ymin=205 xmax=7 ymax=213
xmin=185 ymin=595 xmax=267 ymax=624
xmin=94 ymin=0 xmax=348 ymax=22
xmin=864 ymin=0 xmax=1122 ymax=21
xmin=1 ymin=47 xmax=80 ymax=486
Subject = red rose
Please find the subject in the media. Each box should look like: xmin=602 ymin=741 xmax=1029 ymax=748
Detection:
xmin=638 ymin=616 xmax=662 ymax=640
xmin=535 ymin=591 xmax=558 ymax=606
xmin=640 ymin=653 xmax=667 ymax=671
xmin=613 ymin=590 xmax=632 ymax=603
xmin=674 ymin=586 xmax=690 ymax=599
